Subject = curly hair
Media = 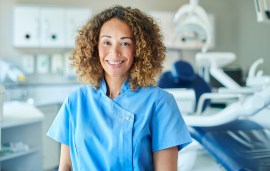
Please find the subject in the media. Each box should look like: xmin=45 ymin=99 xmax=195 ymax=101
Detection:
xmin=71 ymin=5 xmax=166 ymax=92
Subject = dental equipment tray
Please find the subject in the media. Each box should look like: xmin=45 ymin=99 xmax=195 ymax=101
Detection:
xmin=189 ymin=119 xmax=270 ymax=171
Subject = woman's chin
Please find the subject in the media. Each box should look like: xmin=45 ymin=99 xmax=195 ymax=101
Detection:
xmin=108 ymin=74 xmax=125 ymax=78
xmin=105 ymin=71 xmax=130 ymax=79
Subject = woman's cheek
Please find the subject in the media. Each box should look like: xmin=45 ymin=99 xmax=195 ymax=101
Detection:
xmin=98 ymin=46 xmax=107 ymax=60
xmin=123 ymin=47 xmax=135 ymax=57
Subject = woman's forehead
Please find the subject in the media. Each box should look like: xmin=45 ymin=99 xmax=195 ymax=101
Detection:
xmin=99 ymin=18 xmax=134 ymax=38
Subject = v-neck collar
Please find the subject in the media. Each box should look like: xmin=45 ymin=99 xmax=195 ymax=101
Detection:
xmin=100 ymin=76 xmax=131 ymax=97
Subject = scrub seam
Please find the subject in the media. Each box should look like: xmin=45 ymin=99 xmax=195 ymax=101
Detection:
xmin=119 ymin=126 xmax=123 ymax=171
xmin=149 ymin=92 xmax=169 ymax=133
xmin=133 ymin=93 xmax=169 ymax=154
xmin=68 ymin=94 xmax=81 ymax=170
xmin=154 ymin=93 xmax=170 ymax=112
xmin=133 ymin=125 xmax=149 ymax=154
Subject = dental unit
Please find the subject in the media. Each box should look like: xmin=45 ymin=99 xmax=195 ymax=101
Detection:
xmin=159 ymin=0 xmax=270 ymax=170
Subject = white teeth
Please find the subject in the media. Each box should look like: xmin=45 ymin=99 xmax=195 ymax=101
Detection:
xmin=108 ymin=61 xmax=123 ymax=65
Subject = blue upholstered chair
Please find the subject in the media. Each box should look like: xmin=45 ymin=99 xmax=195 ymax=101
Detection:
xmin=159 ymin=60 xmax=270 ymax=171
xmin=158 ymin=60 xmax=211 ymax=112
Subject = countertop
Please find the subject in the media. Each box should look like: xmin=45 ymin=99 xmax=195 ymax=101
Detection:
xmin=2 ymin=101 xmax=44 ymax=129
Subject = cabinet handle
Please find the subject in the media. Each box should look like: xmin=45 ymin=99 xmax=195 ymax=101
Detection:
xmin=25 ymin=34 xmax=30 ymax=39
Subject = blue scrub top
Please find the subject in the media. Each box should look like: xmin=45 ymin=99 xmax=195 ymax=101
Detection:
xmin=47 ymin=77 xmax=192 ymax=171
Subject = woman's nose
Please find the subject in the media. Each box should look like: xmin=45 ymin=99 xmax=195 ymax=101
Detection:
xmin=110 ymin=45 xmax=121 ymax=57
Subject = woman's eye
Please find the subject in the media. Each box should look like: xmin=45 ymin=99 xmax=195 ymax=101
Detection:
xmin=122 ymin=42 xmax=130 ymax=46
xmin=103 ymin=41 xmax=111 ymax=45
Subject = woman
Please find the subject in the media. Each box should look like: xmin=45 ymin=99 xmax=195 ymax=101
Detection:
xmin=47 ymin=5 xmax=192 ymax=171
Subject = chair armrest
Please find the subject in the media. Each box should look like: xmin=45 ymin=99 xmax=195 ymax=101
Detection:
xmin=196 ymin=93 xmax=241 ymax=115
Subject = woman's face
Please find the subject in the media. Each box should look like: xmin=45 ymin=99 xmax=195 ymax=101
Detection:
xmin=98 ymin=18 xmax=135 ymax=79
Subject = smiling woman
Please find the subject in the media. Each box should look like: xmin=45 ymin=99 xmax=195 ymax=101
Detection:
xmin=98 ymin=18 xmax=136 ymax=99
xmin=98 ymin=18 xmax=135 ymax=76
xmin=70 ymin=5 xmax=166 ymax=92
xmin=47 ymin=5 xmax=192 ymax=171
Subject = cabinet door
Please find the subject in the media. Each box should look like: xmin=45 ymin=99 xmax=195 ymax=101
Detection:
xmin=12 ymin=6 xmax=40 ymax=47
xmin=65 ymin=8 xmax=92 ymax=48
xmin=41 ymin=7 xmax=65 ymax=48
xmin=37 ymin=104 xmax=61 ymax=170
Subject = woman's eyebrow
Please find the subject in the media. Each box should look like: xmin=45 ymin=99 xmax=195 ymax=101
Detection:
xmin=120 ymin=37 xmax=133 ymax=41
xmin=100 ymin=35 xmax=133 ymax=41
xmin=100 ymin=35 xmax=111 ymax=38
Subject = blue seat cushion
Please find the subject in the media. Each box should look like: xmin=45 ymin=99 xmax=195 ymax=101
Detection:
xmin=158 ymin=71 xmax=180 ymax=89
xmin=158 ymin=71 xmax=211 ymax=112
xmin=189 ymin=120 xmax=270 ymax=171
xmin=171 ymin=60 xmax=195 ymax=81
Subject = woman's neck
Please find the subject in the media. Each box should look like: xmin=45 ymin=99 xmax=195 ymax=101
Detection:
xmin=105 ymin=73 xmax=129 ymax=99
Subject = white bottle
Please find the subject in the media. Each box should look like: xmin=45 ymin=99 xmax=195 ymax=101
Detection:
xmin=51 ymin=53 xmax=63 ymax=74
xmin=22 ymin=54 xmax=35 ymax=74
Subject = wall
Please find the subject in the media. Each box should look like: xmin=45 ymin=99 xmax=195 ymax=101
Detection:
xmin=0 ymin=0 xmax=269 ymax=78
xmin=236 ymin=0 xmax=270 ymax=75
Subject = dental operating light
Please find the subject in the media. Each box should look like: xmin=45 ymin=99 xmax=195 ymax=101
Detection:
xmin=172 ymin=0 xmax=213 ymax=53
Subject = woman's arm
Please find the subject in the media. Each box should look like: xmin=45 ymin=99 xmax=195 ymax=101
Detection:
xmin=59 ymin=144 xmax=73 ymax=171
xmin=153 ymin=146 xmax=178 ymax=171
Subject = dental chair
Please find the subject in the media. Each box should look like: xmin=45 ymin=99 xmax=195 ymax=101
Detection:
xmin=159 ymin=60 xmax=270 ymax=171
xmin=158 ymin=60 xmax=211 ymax=112
xmin=190 ymin=119 xmax=270 ymax=171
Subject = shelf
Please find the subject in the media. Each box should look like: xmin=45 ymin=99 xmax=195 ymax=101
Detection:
xmin=0 ymin=147 xmax=39 ymax=162
xmin=3 ymin=73 xmax=79 ymax=88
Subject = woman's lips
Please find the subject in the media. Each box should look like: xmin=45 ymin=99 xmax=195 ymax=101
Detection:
xmin=106 ymin=60 xmax=125 ymax=69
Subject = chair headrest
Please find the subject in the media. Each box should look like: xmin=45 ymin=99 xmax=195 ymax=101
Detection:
xmin=171 ymin=61 xmax=195 ymax=81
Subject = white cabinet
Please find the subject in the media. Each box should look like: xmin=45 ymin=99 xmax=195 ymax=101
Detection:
xmin=66 ymin=8 xmax=92 ymax=47
xmin=12 ymin=6 xmax=39 ymax=47
xmin=12 ymin=5 xmax=92 ymax=48
xmin=36 ymin=104 xmax=61 ymax=170
xmin=41 ymin=7 xmax=65 ymax=48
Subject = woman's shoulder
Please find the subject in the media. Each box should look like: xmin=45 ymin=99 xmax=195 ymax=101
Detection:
xmin=138 ymin=86 xmax=172 ymax=102
xmin=67 ymin=84 xmax=100 ymax=101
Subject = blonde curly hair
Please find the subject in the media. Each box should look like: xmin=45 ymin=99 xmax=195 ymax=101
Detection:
xmin=71 ymin=5 xmax=166 ymax=92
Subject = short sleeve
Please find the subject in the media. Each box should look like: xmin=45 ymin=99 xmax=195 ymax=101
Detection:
xmin=47 ymin=96 xmax=71 ymax=145
xmin=151 ymin=93 xmax=192 ymax=152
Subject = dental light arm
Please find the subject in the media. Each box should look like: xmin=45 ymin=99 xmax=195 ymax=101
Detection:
xmin=183 ymin=86 xmax=270 ymax=127
xmin=196 ymin=52 xmax=241 ymax=89
xmin=210 ymin=62 xmax=241 ymax=89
